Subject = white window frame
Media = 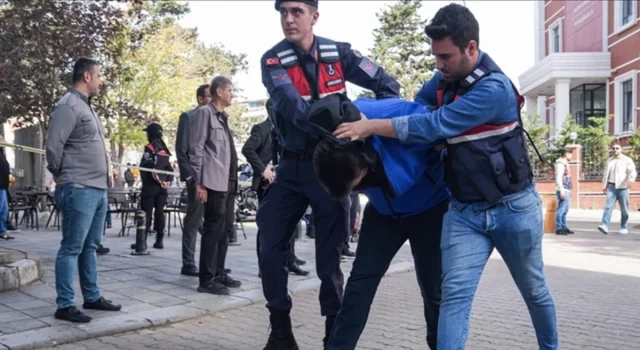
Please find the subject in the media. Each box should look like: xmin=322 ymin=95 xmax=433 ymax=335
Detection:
xmin=613 ymin=0 xmax=637 ymax=35
xmin=614 ymin=70 xmax=638 ymax=136
xmin=547 ymin=19 xmax=563 ymax=54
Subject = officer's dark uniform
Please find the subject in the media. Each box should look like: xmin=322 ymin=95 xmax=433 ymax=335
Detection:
xmin=258 ymin=0 xmax=400 ymax=348
xmin=139 ymin=123 xmax=174 ymax=249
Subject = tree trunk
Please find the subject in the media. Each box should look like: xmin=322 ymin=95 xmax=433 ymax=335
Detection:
xmin=118 ymin=141 xmax=126 ymax=165
xmin=110 ymin=140 xmax=118 ymax=164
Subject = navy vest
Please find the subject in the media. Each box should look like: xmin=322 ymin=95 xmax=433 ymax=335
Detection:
xmin=438 ymin=54 xmax=533 ymax=204
xmin=270 ymin=37 xmax=347 ymax=154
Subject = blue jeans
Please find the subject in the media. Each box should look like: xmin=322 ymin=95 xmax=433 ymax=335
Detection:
xmin=54 ymin=183 xmax=107 ymax=309
xmin=438 ymin=185 xmax=558 ymax=350
xmin=601 ymin=184 xmax=629 ymax=229
xmin=105 ymin=212 xmax=112 ymax=225
xmin=0 ymin=189 xmax=7 ymax=233
xmin=555 ymin=190 xmax=570 ymax=230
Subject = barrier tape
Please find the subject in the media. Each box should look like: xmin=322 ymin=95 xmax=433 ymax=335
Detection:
xmin=0 ymin=141 xmax=253 ymax=188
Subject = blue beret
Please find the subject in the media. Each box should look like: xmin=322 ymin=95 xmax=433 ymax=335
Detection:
xmin=275 ymin=0 xmax=318 ymax=11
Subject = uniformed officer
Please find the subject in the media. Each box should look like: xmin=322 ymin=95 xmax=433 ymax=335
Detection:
xmin=258 ymin=1 xmax=400 ymax=349
xmin=334 ymin=4 xmax=559 ymax=350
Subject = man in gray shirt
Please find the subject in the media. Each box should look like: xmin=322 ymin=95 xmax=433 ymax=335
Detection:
xmin=175 ymin=84 xmax=211 ymax=277
xmin=46 ymin=57 xmax=121 ymax=323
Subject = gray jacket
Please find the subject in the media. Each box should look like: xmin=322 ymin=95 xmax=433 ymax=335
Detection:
xmin=46 ymin=89 xmax=110 ymax=189
xmin=175 ymin=108 xmax=196 ymax=181
xmin=188 ymin=103 xmax=230 ymax=192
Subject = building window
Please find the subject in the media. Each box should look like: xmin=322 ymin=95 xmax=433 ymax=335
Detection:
xmin=548 ymin=20 xmax=562 ymax=54
xmin=615 ymin=0 xmax=637 ymax=33
xmin=622 ymin=80 xmax=633 ymax=132
xmin=570 ymin=84 xmax=606 ymax=128
xmin=614 ymin=70 xmax=638 ymax=135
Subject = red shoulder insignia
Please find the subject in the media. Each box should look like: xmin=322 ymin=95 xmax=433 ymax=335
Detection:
xmin=266 ymin=57 xmax=280 ymax=66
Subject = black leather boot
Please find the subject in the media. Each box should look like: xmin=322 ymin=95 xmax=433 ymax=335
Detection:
xmin=153 ymin=230 xmax=164 ymax=249
xmin=264 ymin=311 xmax=298 ymax=350
xmin=323 ymin=316 xmax=336 ymax=349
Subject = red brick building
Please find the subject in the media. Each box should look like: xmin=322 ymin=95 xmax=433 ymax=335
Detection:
xmin=519 ymin=0 xmax=640 ymax=209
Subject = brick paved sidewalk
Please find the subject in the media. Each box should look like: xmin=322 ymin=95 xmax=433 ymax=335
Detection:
xmin=0 ymin=221 xmax=414 ymax=349
xmin=47 ymin=253 xmax=640 ymax=350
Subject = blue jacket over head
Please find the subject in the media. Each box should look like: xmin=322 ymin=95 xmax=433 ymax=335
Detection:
xmin=352 ymin=98 xmax=449 ymax=218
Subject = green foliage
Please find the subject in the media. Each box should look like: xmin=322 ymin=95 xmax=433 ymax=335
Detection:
xmin=521 ymin=111 xmax=550 ymax=176
xmin=627 ymin=130 xmax=640 ymax=165
xmin=362 ymin=0 xmax=434 ymax=100
xmin=578 ymin=116 xmax=613 ymax=177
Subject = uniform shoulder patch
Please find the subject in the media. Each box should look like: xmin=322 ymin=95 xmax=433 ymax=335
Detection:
xmin=352 ymin=49 xmax=363 ymax=58
xmin=265 ymin=57 xmax=280 ymax=66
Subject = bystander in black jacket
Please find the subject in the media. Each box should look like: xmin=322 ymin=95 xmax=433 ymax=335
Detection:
xmin=139 ymin=122 xmax=173 ymax=249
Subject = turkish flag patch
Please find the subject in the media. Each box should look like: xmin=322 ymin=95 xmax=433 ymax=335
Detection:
xmin=266 ymin=57 xmax=280 ymax=66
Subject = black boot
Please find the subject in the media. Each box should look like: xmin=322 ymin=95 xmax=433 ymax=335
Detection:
xmin=153 ymin=230 xmax=164 ymax=249
xmin=264 ymin=311 xmax=298 ymax=350
xmin=323 ymin=316 xmax=336 ymax=349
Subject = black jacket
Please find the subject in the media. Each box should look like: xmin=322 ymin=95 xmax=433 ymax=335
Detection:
xmin=140 ymin=141 xmax=174 ymax=195
xmin=0 ymin=148 xmax=9 ymax=190
xmin=242 ymin=120 xmax=273 ymax=191
xmin=175 ymin=108 xmax=196 ymax=181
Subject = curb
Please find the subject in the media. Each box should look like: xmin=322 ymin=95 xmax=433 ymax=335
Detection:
xmin=0 ymin=251 xmax=43 ymax=293
xmin=0 ymin=261 xmax=416 ymax=350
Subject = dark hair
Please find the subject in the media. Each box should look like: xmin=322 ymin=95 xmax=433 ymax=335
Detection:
xmin=196 ymin=84 xmax=210 ymax=100
xmin=72 ymin=57 xmax=100 ymax=84
xmin=265 ymin=98 xmax=273 ymax=119
xmin=313 ymin=138 xmax=368 ymax=199
xmin=424 ymin=3 xmax=479 ymax=52
xmin=210 ymin=76 xmax=232 ymax=99
xmin=563 ymin=147 xmax=572 ymax=155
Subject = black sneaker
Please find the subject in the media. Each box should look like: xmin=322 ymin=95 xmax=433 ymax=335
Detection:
xmin=224 ymin=268 xmax=232 ymax=274
xmin=217 ymin=273 xmax=242 ymax=288
xmin=565 ymin=228 xmax=575 ymax=234
xmin=342 ymin=249 xmax=356 ymax=258
xmin=54 ymin=306 xmax=92 ymax=323
xmin=181 ymin=265 xmax=199 ymax=277
xmin=294 ymin=257 xmax=306 ymax=266
xmin=555 ymin=229 xmax=568 ymax=235
xmin=83 ymin=297 xmax=122 ymax=311
xmin=197 ymin=281 xmax=230 ymax=295
xmin=6 ymin=223 xmax=20 ymax=233
xmin=264 ymin=312 xmax=299 ymax=350
xmin=96 ymin=245 xmax=110 ymax=255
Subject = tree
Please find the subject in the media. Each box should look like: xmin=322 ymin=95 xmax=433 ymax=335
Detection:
xmin=0 ymin=0 xmax=142 ymax=188
xmin=521 ymin=111 xmax=551 ymax=178
xmin=361 ymin=0 xmax=434 ymax=100
xmin=226 ymin=103 xmax=264 ymax=148
xmin=96 ymin=2 xmax=247 ymax=163
xmin=579 ymin=116 xmax=612 ymax=179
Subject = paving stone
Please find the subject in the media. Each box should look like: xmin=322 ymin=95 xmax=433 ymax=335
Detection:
xmin=0 ymin=311 xmax=31 ymax=323
xmin=0 ymin=325 xmax=87 ymax=349
xmin=0 ymin=317 xmax=48 ymax=333
xmin=134 ymin=305 xmax=206 ymax=326
xmin=78 ymin=313 xmax=151 ymax=339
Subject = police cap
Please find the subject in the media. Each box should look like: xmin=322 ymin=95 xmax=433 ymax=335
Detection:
xmin=275 ymin=0 xmax=318 ymax=11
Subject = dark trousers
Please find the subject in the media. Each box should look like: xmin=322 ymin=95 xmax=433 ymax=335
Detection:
xmin=182 ymin=180 xmax=204 ymax=267
xmin=140 ymin=188 xmax=168 ymax=235
xmin=257 ymin=158 xmax=350 ymax=316
xmin=256 ymin=183 xmax=298 ymax=270
xmin=198 ymin=188 xmax=228 ymax=286
xmin=216 ymin=180 xmax=237 ymax=275
xmin=327 ymin=200 xmax=447 ymax=350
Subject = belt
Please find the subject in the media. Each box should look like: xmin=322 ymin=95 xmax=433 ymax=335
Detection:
xmin=281 ymin=150 xmax=312 ymax=161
